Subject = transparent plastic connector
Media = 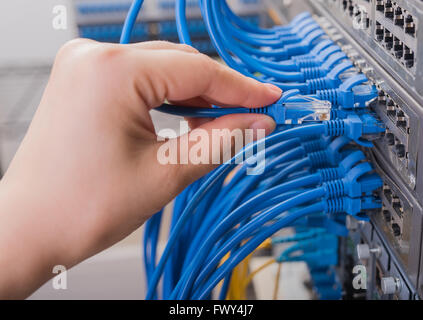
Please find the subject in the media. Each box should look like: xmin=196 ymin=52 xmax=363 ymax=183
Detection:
xmin=352 ymin=84 xmax=378 ymax=107
xmin=338 ymin=69 xmax=359 ymax=81
xmin=283 ymin=95 xmax=332 ymax=124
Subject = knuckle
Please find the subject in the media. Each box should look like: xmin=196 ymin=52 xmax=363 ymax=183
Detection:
xmin=178 ymin=43 xmax=199 ymax=53
xmin=56 ymin=38 xmax=92 ymax=61
xmin=91 ymin=45 xmax=125 ymax=66
xmin=197 ymin=53 xmax=218 ymax=75
xmin=55 ymin=39 xmax=124 ymax=72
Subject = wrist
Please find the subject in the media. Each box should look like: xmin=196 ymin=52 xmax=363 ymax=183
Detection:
xmin=0 ymin=179 xmax=72 ymax=299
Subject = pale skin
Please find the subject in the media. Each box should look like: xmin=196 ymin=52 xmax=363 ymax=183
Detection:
xmin=0 ymin=40 xmax=281 ymax=299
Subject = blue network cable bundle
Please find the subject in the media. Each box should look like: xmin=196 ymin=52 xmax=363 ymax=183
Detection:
xmin=74 ymin=0 xmax=262 ymax=54
xmin=118 ymin=0 xmax=423 ymax=300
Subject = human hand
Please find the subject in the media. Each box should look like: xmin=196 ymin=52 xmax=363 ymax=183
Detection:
xmin=0 ymin=40 xmax=281 ymax=298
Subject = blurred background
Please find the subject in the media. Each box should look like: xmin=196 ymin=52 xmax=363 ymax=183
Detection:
xmin=0 ymin=0 xmax=310 ymax=299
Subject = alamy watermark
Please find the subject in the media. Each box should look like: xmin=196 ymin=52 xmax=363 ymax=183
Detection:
xmin=352 ymin=265 xmax=367 ymax=290
xmin=156 ymin=121 xmax=267 ymax=175
xmin=52 ymin=5 xmax=68 ymax=30
xmin=52 ymin=265 xmax=67 ymax=290
xmin=352 ymin=5 xmax=369 ymax=30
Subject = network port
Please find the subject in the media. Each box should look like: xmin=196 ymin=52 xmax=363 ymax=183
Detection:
xmin=396 ymin=111 xmax=408 ymax=130
xmin=380 ymin=184 xmax=405 ymax=239
xmin=391 ymin=223 xmax=401 ymax=237
xmin=384 ymin=1 xmax=394 ymax=19
xmin=393 ymin=38 xmax=403 ymax=59
xmin=405 ymin=15 xmax=416 ymax=36
xmin=383 ymin=185 xmax=393 ymax=202
xmin=384 ymin=29 xmax=393 ymax=50
xmin=392 ymin=196 xmax=403 ymax=217
xmin=385 ymin=132 xmax=395 ymax=146
xmin=378 ymin=90 xmax=387 ymax=105
xmin=376 ymin=22 xmax=384 ymax=41
xmin=343 ymin=0 xmax=348 ymax=11
xmin=382 ymin=208 xmax=392 ymax=222
xmin=386 ymin=98 xmax=396 ymax=117
xmin=403 ymin=46 xmax=414 ymax=68
xmin=376 ymin=0 xmax=384 ymax=12
xmin=394 ymin=7 xmax=404 ymax=27
xmin=393 ymin=143 xmax=406 ymax=159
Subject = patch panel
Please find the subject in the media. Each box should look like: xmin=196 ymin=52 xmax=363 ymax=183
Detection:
xmin=348 ymin=208 xmax=418 ymax=299
xmin=298 ymin=0 xmax=423 ymax=299
xmin=312 ymin=0 xmax=423 ymax=106
xmin=377 ymin=182 xmax=411 ymax=267
xmin=373 ymin=19 xmax=416 ymax=71
xmin=326 ymin=43 xmax=418 ymax=193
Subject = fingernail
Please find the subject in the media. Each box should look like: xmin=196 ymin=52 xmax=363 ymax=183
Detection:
xmin=249 ymin=116 xmax=276 ymax=136
xmin=264 ymin=83 xmax=283 ymax=97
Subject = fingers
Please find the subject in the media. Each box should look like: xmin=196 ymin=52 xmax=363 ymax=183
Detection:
xmin=154 ymin=113 xmax=276 ymax=196
xmin=127 ymin=49 xmax=282 ymax=109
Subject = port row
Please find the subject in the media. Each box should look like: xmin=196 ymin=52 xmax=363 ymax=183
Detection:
xmin=376 ymin=0 xmax=416 ymax=37
xmin=375 ymin=22 xmax=415 ymax=68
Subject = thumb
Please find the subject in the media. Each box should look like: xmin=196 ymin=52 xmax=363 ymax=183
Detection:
xmin=155 ymin=113 xmax=276 ymax=196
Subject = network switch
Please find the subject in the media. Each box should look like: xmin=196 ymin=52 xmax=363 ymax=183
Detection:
xmin=297 ymin=0 xmax=423 ymax=299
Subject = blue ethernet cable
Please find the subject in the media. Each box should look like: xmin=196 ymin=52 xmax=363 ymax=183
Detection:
xmin=185 ymin=151 xmax=370 ymax=279
xmin=218 ymin=3 xmax=317 ymax=40
xmin=174 ymin=161 xmax=380 ymax=298
xmin=221 ymin=135 xmax=332 ymax=196
xmin=166 ymin=7 xmax=371 ymax=96
xmin=215 ymin=0 xmax=318 ymax=45
xmin=143 ymin=210 xmax=162 ymax=298
xmin=216 ymin=2 xmax=321 ymax=47
xmin=202 ymin=0 xmax=377 ymax=103
xmin=278 ymin=247 xmax=339 ymax=269
xmin=120 ymin=0 xmax=144 ymax=44
xmin=166 ymin=149 xmax=372 ymax=298
xmin=219 ymin=12 xmax=321 ymax=47
xmin=210 ymin=14 xmax=338 ymax=81
xmin=146 ymin=114 xmax=385 ymax=298
xmin=119 ymin=0 xmax=384 ymax=300
xmin=220 ymin=0 xmax=312 ymax=35
xmin=175 ymin=137 xmax=318 ymax=271
xmin=242 ymin=45 xmax=345 ymax=73
xmin=182 ymin=135 xmax=337 ymax=248
xmin=278 ymin=234 xmax=339 ymax=261
xmin=155 ymin=89 xmax=333 ymax=126
xmin=233 ymin=37 xmax=334 ymax=61
xmin=208 ymin=0 xmax=325 ymax=55
xmin=222 ymin=137 xmax=321 ymax=193
xmin=190 ymin=151 xmax=362 ymax=298
xmin=207 ymin=1 xmax=326 ymax=77
xmin=162 ymin=189 xmax=188 ymax=296
xmin=155 ymin=81 xmax=379 ymax=128
xmin=177 ymin=145 xmax=313 ymax=268
xmin=192 ymin=203 xmax=324 ymax=300
xmin=176 ymin=0 xmax=192 ymax=45
xmin=272 ymin=229 xmax=326 ymax=244
xmin=192 ymin=193 xmax=381 ymax=300
xmin=170 ymin=151 xmax=369 ymax=298
xmin=263 ymin=136 xmax=354 ymax=188
xmin=158 ymin=114 xmax=384 ymax=298
xmin=205 ymin=3 xmax=375 ymax=100
xmin=201 ymin=0 xmax=324 ymax=81
xmin=174 ymin=190 xmax=326 ymax=299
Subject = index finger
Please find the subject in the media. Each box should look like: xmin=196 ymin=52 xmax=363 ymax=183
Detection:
xmin=127 ymin=49 xmax=282 ymax=109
